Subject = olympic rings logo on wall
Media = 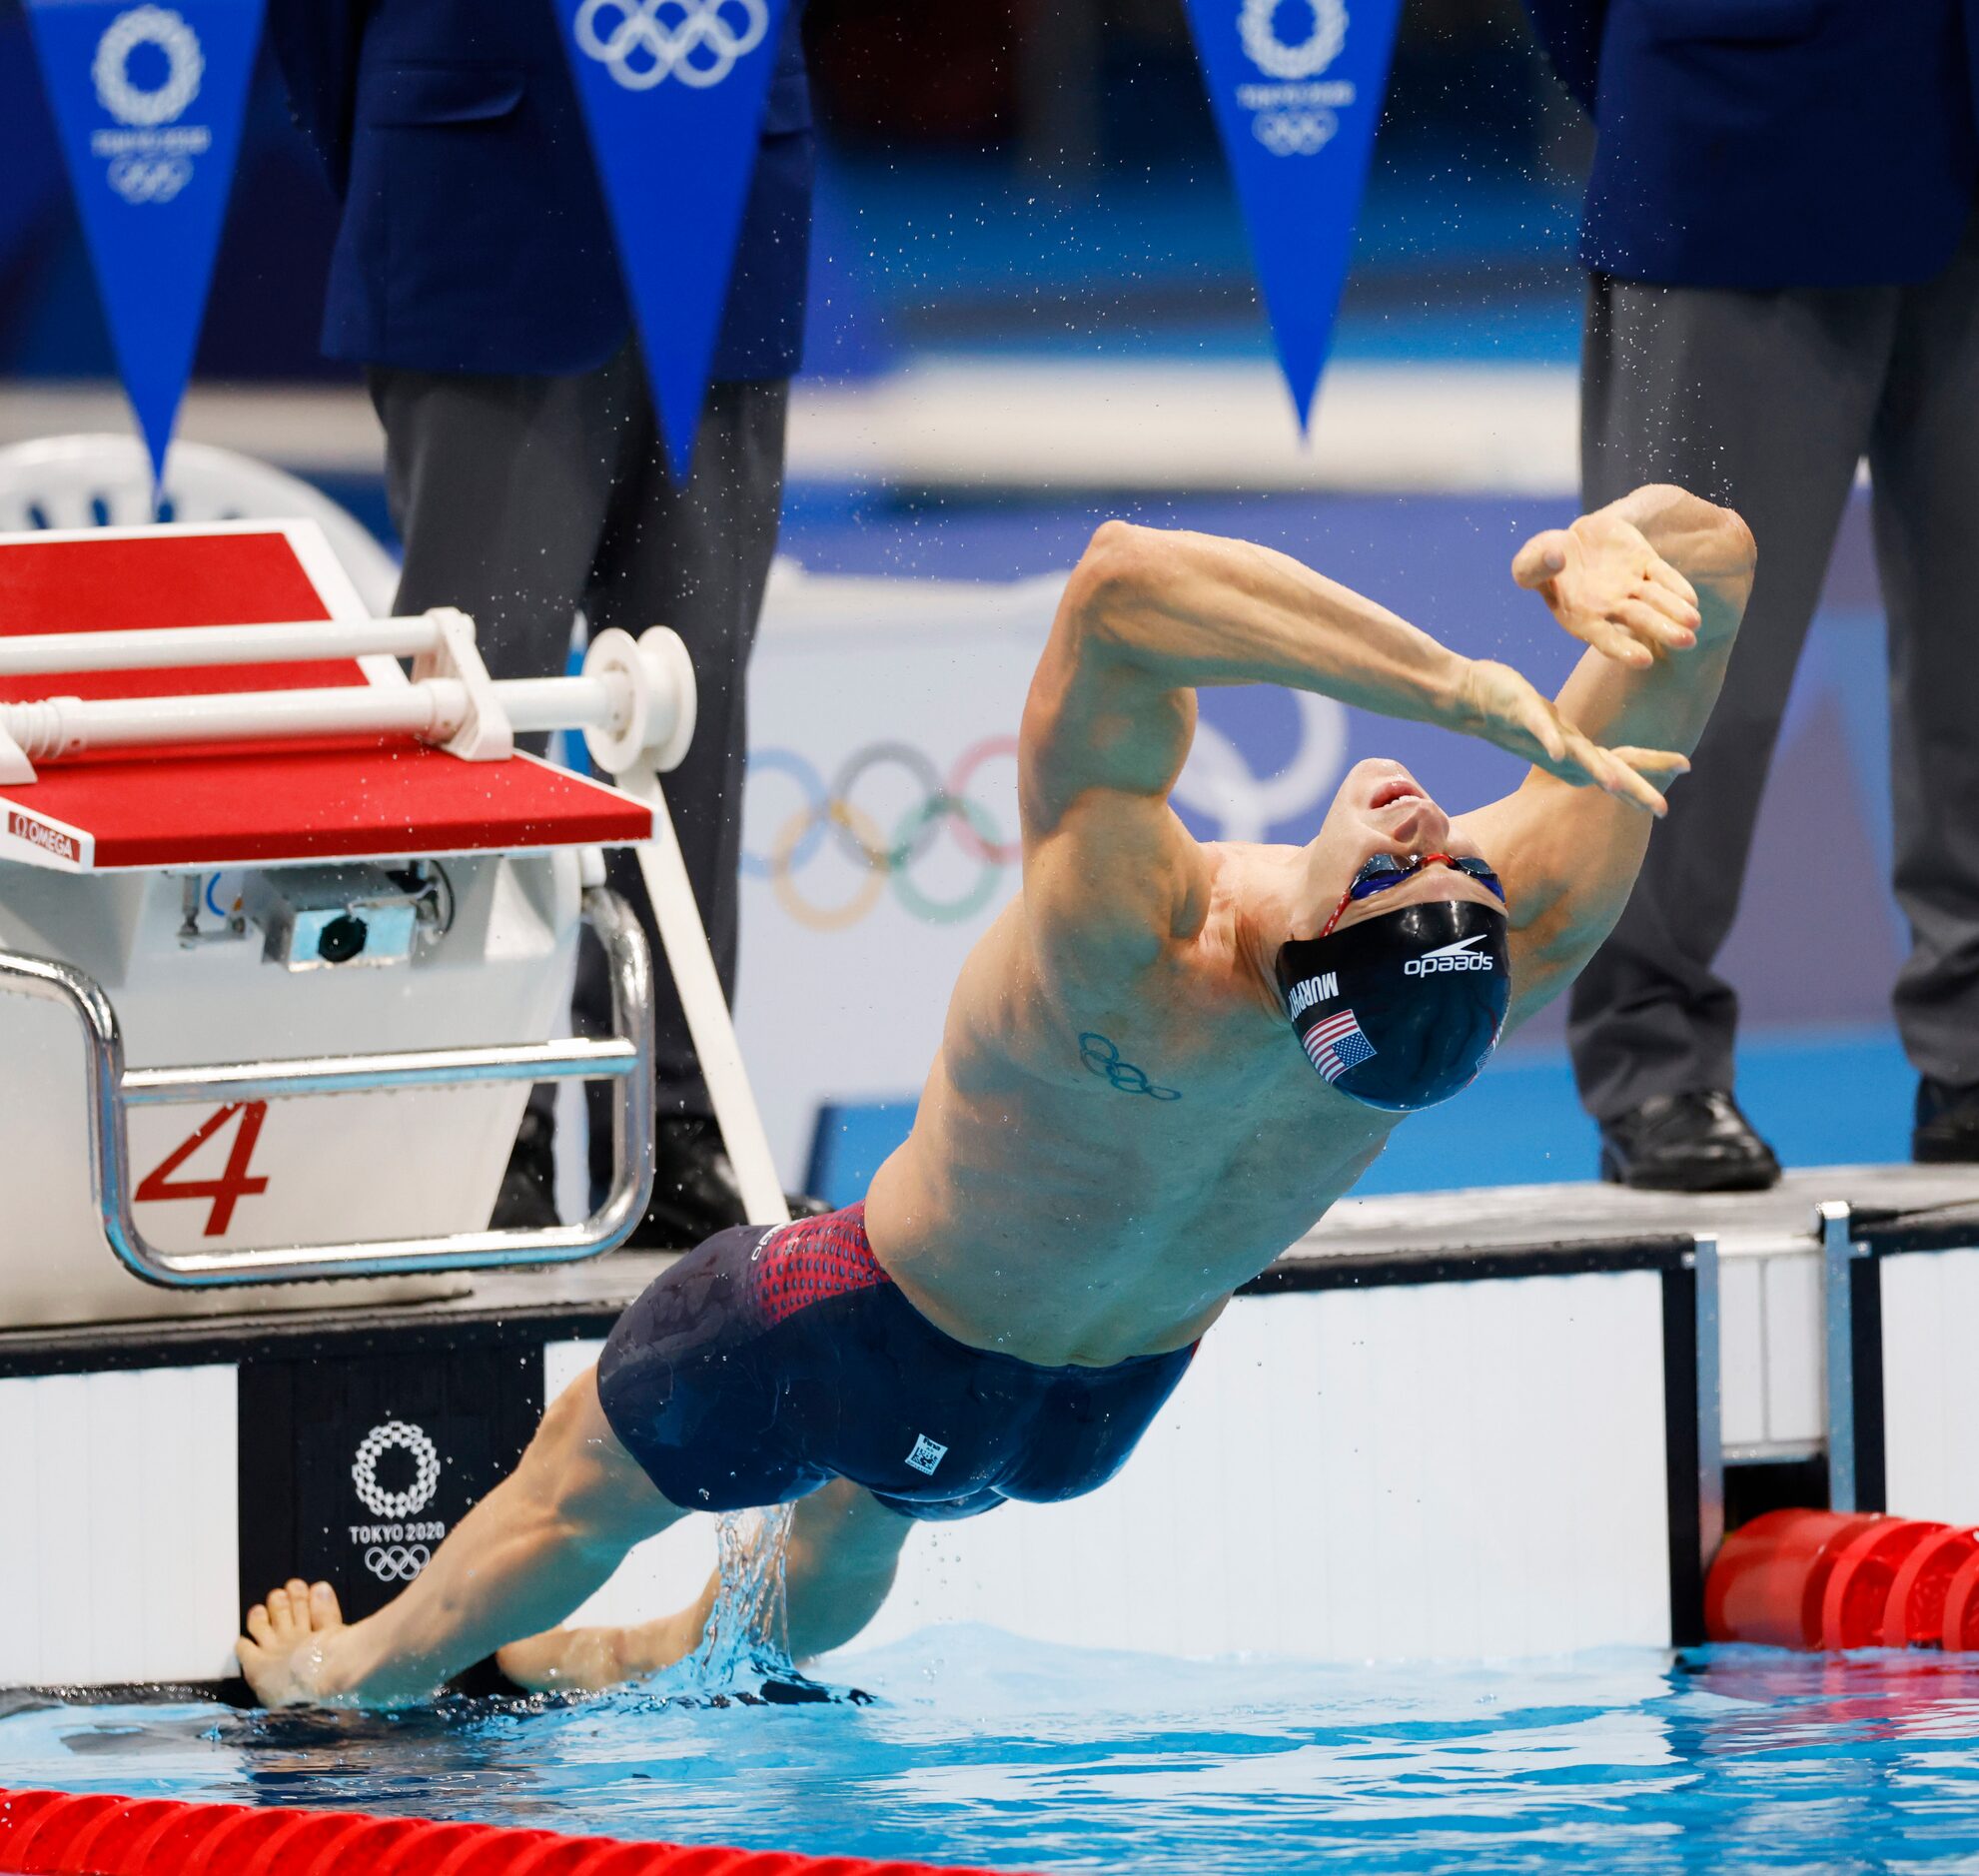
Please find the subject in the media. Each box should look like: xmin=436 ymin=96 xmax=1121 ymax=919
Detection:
xmin=365 ymin=1543 xmax=432 ymax=1583
xmin=744 ymin=738 xmax=1021 ymax=931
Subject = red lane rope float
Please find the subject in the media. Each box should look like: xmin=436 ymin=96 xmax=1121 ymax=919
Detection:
xmin=0 ymin=1789 xmax=1022 ymax=1876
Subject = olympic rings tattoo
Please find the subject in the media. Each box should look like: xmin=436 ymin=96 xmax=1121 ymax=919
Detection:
xmin=746 ymin=737 xmax=1022 ymax=931
xmin=1078 ymin=1032 xmax=1182 ymax=1101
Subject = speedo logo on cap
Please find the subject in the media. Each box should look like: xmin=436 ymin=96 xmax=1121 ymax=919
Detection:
xmin=1405 ymin=934 xmax=1494 ymax=976
xmin=1287 ymin=970 xmax=1340 ymax=1019
xmin=7 ymin=810 xmax=77 ymax=864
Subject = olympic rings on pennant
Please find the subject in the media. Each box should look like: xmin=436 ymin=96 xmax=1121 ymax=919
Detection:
xmin=107 ymin=154 xmax=193 ymax=203
xmin=572 ymin=0 xmax=768 ymax=91
xmin=746 ymin=736 xmax=1022 ymax=931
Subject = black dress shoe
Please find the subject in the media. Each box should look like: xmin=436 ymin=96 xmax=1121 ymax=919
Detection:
xmin=1598 ymin=1089 xmax=1781 ymax=1193
xmin=621 ymin=1115 xmax=829 ymax=1250
xmin=490 ymin=1107 xmax=559 ymax=1230
xmin=1914 ymin=1079 xmax=1979 ymax=1162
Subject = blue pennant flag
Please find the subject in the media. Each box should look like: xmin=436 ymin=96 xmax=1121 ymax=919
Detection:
xmin=1184 ymin=0 xmax=1404 ymax=431
xmin=551 ymin=0 xmax=789 ymax=482
xmin=25 ymin=0 xmax=264 ymax=487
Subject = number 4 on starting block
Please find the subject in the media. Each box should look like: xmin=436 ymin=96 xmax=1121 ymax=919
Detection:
xmin=135 ymin=1102 xmax=271 ymax=1238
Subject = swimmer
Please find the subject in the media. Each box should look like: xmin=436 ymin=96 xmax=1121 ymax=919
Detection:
xmin=241 ymin=482 xmax=1753 ymax=1706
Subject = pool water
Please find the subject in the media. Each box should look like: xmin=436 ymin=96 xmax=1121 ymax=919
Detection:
xmin=9 ymin=1633 xmax=1979 ymax=1873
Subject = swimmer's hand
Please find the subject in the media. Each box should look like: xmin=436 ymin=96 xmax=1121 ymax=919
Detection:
xmin=1512 ymin=509 xmax=1702 ymax=671
xmin=1458 ymin=659 xmax=1689 ymax=816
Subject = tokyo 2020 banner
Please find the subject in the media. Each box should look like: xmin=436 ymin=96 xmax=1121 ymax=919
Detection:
xmin=1183 ymin=0 xmax=1405 ymax=429
xmin=550 ymin=0 xmax=788 ymax=480
xmin=25 ymin=0 xmax=263 ymax=483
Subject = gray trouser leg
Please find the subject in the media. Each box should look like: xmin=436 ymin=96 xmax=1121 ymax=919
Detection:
xmin=1567 ymin=277 xmax=1893 ymax=1121
xmin=369 ymin=352 xmax=788 ymax=1137
xmin=572 ymin=377 xmax=790 ymax=1128
xmin=370 ymin=354 xmax=641 ymax=687
xmin=1867 ymin=213 xmax=1979 ymax=1089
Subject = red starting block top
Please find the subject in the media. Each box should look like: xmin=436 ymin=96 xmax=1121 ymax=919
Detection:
xmin=0 ymin=522 xmax=652 ymax=872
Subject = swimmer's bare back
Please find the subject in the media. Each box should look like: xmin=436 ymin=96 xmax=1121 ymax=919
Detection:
xmin=866 ymin=485 xmax=1755 ymax=1368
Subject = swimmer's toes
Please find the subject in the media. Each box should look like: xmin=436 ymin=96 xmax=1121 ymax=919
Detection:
xmin=245 ymin=1600 xmax=275 ymax=1646
xmin=267 ymin=1584 xmax=301 ymax=1641
xmin=309 ymin=1581 xmax=343 ymax=1632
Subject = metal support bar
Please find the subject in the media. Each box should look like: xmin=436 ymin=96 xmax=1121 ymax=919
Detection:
xmin=0 ymin=887 xmax=655 ymax=1288
xmin=1821 ymin=1200 xmax=1860 ymax=1511
xmin=123 ymin=1037 xmax=637 ymax=1106
xmin=625 ymin=773 xmax=789 ymax=1228
xmin=1692 ymin=1235 xmax=1724 ymax=1578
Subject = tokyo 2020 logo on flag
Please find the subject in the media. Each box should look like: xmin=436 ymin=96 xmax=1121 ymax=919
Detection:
xmin=553 ymin=0 xmax=790 ymax=481
xmin=24 ymin=0 xmax=264 ymax=484
xmin=1181 ymin=0 xmax=1404 ymax=430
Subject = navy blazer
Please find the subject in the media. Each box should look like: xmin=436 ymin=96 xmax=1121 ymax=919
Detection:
xmin=1524 ymin=0 xmax=1977 ymax=289
xmin=267 ymin=0 xmax=812 ymax=380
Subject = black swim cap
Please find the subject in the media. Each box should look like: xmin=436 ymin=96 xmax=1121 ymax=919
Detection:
xmin=1275 ymin=899 xmax=1510 ymax=1112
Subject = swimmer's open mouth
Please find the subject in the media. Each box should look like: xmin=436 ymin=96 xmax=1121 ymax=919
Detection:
xmin=1369 ymin=777 xmax=1426 ymax=812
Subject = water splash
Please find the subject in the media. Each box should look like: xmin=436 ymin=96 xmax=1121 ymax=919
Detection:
xmin=682 ymin=1505 xmax=796 ymax=1691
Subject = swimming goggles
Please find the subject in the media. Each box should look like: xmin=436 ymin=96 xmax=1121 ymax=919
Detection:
xmin=1321 ymin=851 xmax=1506 ymax=938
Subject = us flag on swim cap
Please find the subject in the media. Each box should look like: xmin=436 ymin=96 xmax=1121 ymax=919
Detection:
xmin=1304 ymin=1009 xmax=1377 ymax=1083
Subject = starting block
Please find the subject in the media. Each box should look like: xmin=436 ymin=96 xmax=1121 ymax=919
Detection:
xmin=0 ymin=519 xmax=783 ymax=1328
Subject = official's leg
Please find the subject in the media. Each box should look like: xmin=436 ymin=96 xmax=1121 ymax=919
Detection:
xmin=1568 ymin=276 xmax=1890 ymax=1125
xmin=372 ymin=351 xmax=647 ymax=1216
xmin=371 ymin=354 xmax=642 ymax=690
xmin=575 ymin=376 xmax=791 ymax=1224
xmin=240 ymin=1368 xmax=685 ymax=1708
xmin=1865 ymin=211 xmax=1979 ymax=1137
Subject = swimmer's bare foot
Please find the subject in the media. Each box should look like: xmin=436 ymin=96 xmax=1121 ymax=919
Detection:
xmin=496 ymin=1599 xmax=712 ymax=1695
xmin=239 ymin=1578 xmax=345 ymax=1707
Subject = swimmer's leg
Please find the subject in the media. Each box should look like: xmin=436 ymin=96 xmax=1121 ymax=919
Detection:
xmin=240 ymin=1366 xmax=684 ymax=1709
xmin=496 ymin=1479 xmax=915 ymax=1693
xmin=783 ymin=1478 xmax=915 ymax=1659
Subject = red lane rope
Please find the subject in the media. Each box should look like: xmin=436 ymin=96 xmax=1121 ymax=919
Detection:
xmin=0 ymin=1789 xmax=1020 ymax=1876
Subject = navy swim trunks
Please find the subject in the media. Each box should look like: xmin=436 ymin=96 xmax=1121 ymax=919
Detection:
xmin=595 ymin=1203 xmax=1195 ymax=1520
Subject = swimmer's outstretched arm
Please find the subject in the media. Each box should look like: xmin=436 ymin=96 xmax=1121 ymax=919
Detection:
xmin=1037 ymin=518 xmax=1675 ymax=813
xmin=1019 ymin=517 xmax=1682 ymax=971
xmin=239 ymin=1369 xmax=684 ymax=1707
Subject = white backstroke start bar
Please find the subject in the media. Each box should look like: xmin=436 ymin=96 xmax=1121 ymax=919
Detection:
xmin=0 ymin=606 xmax=696 ymax=783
